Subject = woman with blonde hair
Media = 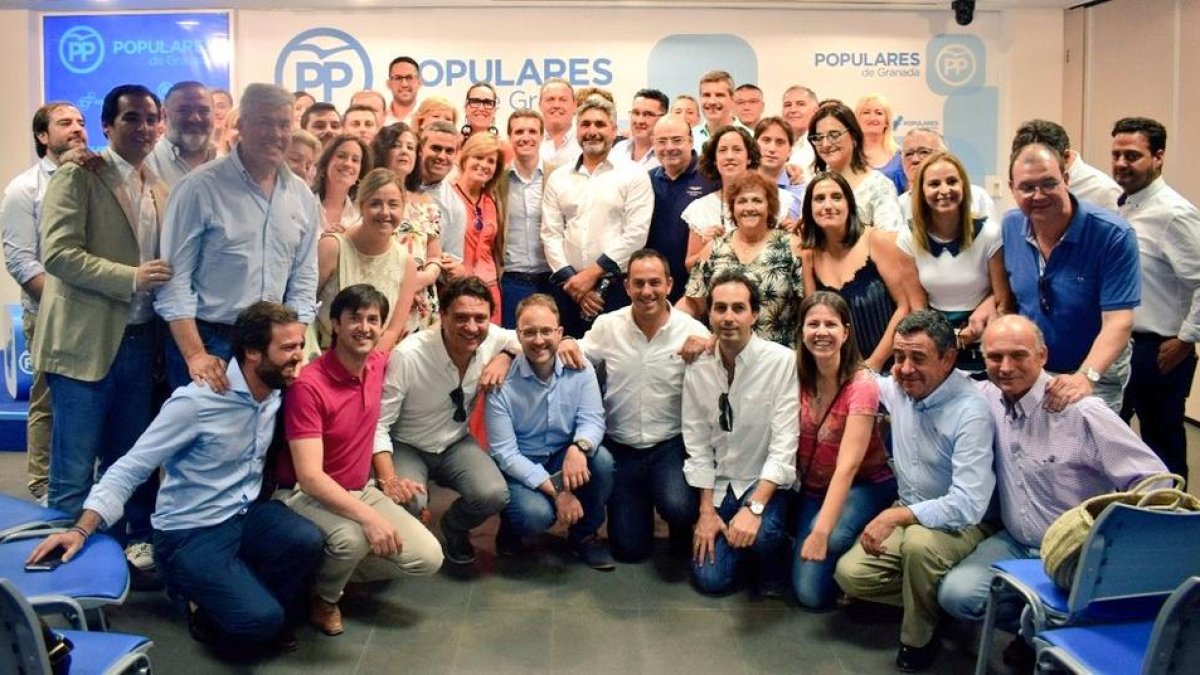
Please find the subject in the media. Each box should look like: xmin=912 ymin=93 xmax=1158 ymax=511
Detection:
xmin=449 ymin=132 xmax=507 ymax=323
xmin=412 ymin=96 xmax=458 ymax=131
xmin=855 ymin=93 xmax=906 ymax=193
xmin=216 ymin=106 xmax=239 ymax=156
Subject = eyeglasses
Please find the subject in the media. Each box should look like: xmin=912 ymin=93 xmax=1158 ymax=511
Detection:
xmin=902 ymin=147 xmax=935 ymax=160
xmin=519 ymin=327 xmax=559 ymax=340
xmin=1038 ymin=274 xmax=1053 ymax=314
xmin=466 ymin=97 xmax=497 ymax=110
xmin=808 ymin=129 xmax=848 ymax=146
xmin=449 ymin=385 xmax=467 ymax=423
xmin=389 ymin=74 xmax=418 ymax=83
xmin=1015 ymin=179 xmax=1061 ymax=198
xmin=718 ymin=393 xmax=733 ymax=432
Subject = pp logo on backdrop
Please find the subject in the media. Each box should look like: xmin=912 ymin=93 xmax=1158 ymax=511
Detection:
xmin=59 ymin=25 xmax=105 ymax=75
xmin=275 ymin=28 xmax=372 ymax=102
xmin=926 ymin=34 xmax=984 ymax=95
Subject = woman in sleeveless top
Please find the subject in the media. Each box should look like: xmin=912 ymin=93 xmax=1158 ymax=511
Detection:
xmin=315 ymin=168 xmax=418 ymax=353
xmin=800 ymin=171 xmax=924 ymax=372
xmin=793 ymin=291 xmax=896 ymax=609
xmin=855 ymin=93 xmax=907 ymax=194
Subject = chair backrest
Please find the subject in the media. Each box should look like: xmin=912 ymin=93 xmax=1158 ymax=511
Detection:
xmin=1143 ymin=576 xmax=1200 ymax=675
xmin=0 ymin=578 xmax=52 ymax=675
xmin=1069 ymin=503 xmax=1200 ymax=613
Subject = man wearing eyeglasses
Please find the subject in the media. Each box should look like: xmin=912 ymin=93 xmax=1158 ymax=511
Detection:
xmin=734 ymin=84 xmax=765 ymax=129
xmin=1001 ymin=142 xmax=1140 ymax=413
xmin=371 ymin=277 xmax=520 ymax=566
xmin=610 ymin=89 xmax=668 ymax=170
xmin=895 ymin=127 xmax=996 ymax=225
xmin=681 ymin=270 xmax=798 ymax=596
xmin=384 ymin=56 xmax=421 ymax=125
xmin=484 ymin=294 xmax=615 ymax=569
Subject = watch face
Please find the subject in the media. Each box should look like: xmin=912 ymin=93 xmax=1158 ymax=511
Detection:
xmin=749 ymin=502 xmax=765 ymax=516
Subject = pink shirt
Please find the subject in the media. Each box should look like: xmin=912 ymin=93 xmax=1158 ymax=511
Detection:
xmin=277 ymin=349 xmax=388 ymax=491
xmin=797 ymin=369 xmax=893 ymax=495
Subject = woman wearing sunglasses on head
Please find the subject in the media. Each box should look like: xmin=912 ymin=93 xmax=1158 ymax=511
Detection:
xmin=448 ymin=132 xmax=507 ymax=324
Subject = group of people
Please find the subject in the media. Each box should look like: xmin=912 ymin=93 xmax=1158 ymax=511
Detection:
xmin=4 ymin=56 xmax=1197 ymax=672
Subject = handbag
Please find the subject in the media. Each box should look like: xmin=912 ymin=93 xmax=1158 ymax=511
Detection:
xmin=1040 ymin=472 xmax=1200 ymax=591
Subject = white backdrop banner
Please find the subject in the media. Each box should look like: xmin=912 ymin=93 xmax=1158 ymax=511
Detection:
xmin=237 ymin=7 xmax=1000 ymax=179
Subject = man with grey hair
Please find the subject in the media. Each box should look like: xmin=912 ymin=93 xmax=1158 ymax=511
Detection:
xmin=835 ymin=310 xmax=995 ymax=672
xmin=416 ymin=120 xmax=467 ymax=262
xmin=146 ymin=81 xmax=216 ymax=187
xmin=539 ymin=78 xmax=580 ymax=168
xmin=157 ymin=83 xmax=321 ymax=393
xmin=782 ymin=85 xmax=819 ymax=174
xmin=938 ymin=313 xmax=1164 ymax=666
xmin=542 ymin=95 xmax=654 ymax=337
xmin=896 ymin=127 xmax=996 ymax=225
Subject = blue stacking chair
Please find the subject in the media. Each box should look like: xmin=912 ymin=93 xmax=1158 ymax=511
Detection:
xmin=0 ymin=578 xmax=152 ymax=675
xmin=0 ymin=532 xmax=131 ymax=630
xmin=0 ymin=494 xmax=71 ymax=540
xmin=973 ymin=503 xmax=1200 ymax=675
xmin=1033 ymin=576 xmax=1200 ymax=674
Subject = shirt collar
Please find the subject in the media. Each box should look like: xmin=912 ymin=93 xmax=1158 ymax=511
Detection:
xmin=912 ymin=369 xmax=965 ymax=411
xmin=318 ymin=348 xmax=373 ymax=384
xmin=1120 ymin=176 xmax=1166 ymax=209
xmin=508 ymin=161 xmax=544 ymax=183
xmin=105 ymin=147 xmax=152 ymax=186
xmin=40 ymin=155 xmax=59 ymax=176
xmin=1023 ymin=193 xmax=1083 ymax=246
xmin=1003 ymin=370 xmax=1051 ymax=420
xmin=573 ymin=153 xmax=612 ymax=176
xmin=514 ymin=352 xmax=564 ymax=381
xmin=230 ymin=143 xmax=285 ymax=192
xmin=226 ymin=357 xmax=279 ymax=406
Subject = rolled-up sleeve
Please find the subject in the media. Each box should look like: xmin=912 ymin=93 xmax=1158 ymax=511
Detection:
xmin=374 ymin=349 xmax=408 ymax=453
xmin=1 ymin=174 xmax=44 ymax=286
xmin=681 ymin=364 xmax=716 ymax=490
xmin=761 ymin=354 xmax=799 ymax=489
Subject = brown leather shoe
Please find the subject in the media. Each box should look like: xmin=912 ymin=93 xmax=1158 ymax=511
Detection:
xmin=309 ymin=597 xmax=344 ymax=636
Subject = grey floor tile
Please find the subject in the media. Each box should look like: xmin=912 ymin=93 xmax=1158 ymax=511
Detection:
xmin=547 ymin=607 xmax=645 ymax=674
xmin=356 ymin=606 xmax=461 ymax=675
xmin=730 ymin=607 xmax=841 ymax=674
xmin=450 ymin=607 xmax=554 ymax=674
xmin=639 ymin=609 xmax=749 ymax=675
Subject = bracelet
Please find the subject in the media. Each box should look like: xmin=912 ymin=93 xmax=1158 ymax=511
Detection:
xmin=69 ymin=526 xmax=90 ymax=542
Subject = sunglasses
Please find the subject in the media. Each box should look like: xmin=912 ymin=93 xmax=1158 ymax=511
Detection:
xmin=449 ymin=385 xmax=467 ymax=423
xmin=718 ymin=393 xmax=733 ymax=432
xmin=1038 ymin=274 xmax=1053 ymax=315
xmin=472 ymin=204 xmax=483 ymax=232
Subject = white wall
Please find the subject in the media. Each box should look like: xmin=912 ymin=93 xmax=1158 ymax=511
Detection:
xmin=0 ymin=10 xmax=38 ymax=306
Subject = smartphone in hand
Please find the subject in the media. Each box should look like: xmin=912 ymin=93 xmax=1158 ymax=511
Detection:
xmin=24 ymin=546 xmax=67 ymax=572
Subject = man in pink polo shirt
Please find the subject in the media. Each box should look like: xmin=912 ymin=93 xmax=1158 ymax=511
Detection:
xmin=274 ymin=284 xmax=443 ymax=637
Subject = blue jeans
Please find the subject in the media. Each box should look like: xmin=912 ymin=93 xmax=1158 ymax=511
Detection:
xmin=552 ymin=275 xmax=631 ymax=338
xmin=606 ymin=436 xmax=698 ymax=562
xmin=692 ymin=485 xmax=791 ymax=595
xmin=938 ymin=529 xmax=1037 ymax=630
xmin=47 ymin=324 xmax=158 ymax=544
xmin=499 ymin=272 xmax=554 ymax=329
xmin=165 ymin=320 xmax=234 ymax=394
xmin=154 ymin=501 xmax=324 ymax=643
xmin=792 ymin=479 xmax=897 ymax=609
xmin=501 ymin=445 xmax=615 ymax=544
xmin=1121 ymin=332 xmax=1197 ymax=478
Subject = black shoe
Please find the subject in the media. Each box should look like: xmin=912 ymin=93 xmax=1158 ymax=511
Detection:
xmin=896 ymin=639 xmax=940 ymax=672
xmin=571 ymin=535 xmax=616 ymax=571
xmin=495 ymin=523 xmax=523 ymax=558
xmin=186 ymin=602 xmax=219 ymax=645
xmin=273 ymin=629 xmax=299 ymax=653
xmin=440 ymin=526 xmax=477 ymax=565
xmin=1002 ymin=636 xmax=1035 ymax=670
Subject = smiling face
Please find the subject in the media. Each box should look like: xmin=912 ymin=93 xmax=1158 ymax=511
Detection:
xmin=253 ymin=321 xmax=306 ymax=390
xmin=732 ymin=185 xmax=769 ymax=230
xmin=1111 ymin=131 xmax=1162 ymax=196
xmin=539 ymin=82 xmax=576 ymax=133
xmin=441 ymin=295 xmax=492 ymax=354
xmin=164 ymin=85 xmax=213 ymax=153
xmin=671 ymin=98 xmax=700 ymax=128
xmin=40 ymin=105 xmax=87 ymax=159
xmin=360 ymin=181 xmax=404 ymax=235
xmin=809 ymin=177 xmax=849 ymax=233
xmin=419 ymin=130 xmax=459 ymax=184
xmin=699 ymin=80 xmax=733 ymax=126
xmin=325 ymin=139 xmax=363 ymax=190
xmin=629 ymin=96 xmax=665 ymax=143
xmin=653 ymin=116 xmax=693 ymax=177
xmin=576 ymin=108 xmax=615 ymax=160
xmin=460 ymin=151 xmax=498 ymax=187
xmin=508 ymin=116 xmax=541 ymax=164
xmin=812 ymin=116 xmax=852 ymax=172
xmin=464 ymin=85 xmax=498 ymax=131
xmin=105 ymin=93 xmax=160 ymax=165
xmin=891 ymin=330 xmax=955 ymax=401
xmin=238 ymin=103 xmax=292 ymax=170
xmin=331 ymin=303 xmax=383 ymax=360
xmin=856 ymin=101 xmax=889 ymax=136
xmin=714 ymin=131 xmax=750 ymax=182
xmin=516 ymin=303 xmax=563 ymax=372
xmin=782 ymin=88 xmax=817 ymax=137
xmin=801 ymin=303 xmax=849 ymax=364
xmin=343 ymin=109 xmax=379 ymax=144
xmin=388 ymin=129 xmax=418 ymax=179
xmin=921 ymin=159 xmax=965 ymax=219
xmin=624 ymin=255 xmax=673 ymax=322
xmin=709 ymin=281 xmax=756 ymax=353
xmin=1010 ymin=144 xmax=1071 ymax=227
xmin=305 ymin=110 xmax=342 ymax=147
xmin=983 ymin=318 xmax=1048 ymax=402
xmin=387 ymin=61 xmax=421 ymax=107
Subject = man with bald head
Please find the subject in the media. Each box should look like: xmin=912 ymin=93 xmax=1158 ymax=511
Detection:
xmin=646 ymin=114 xmax=716 ymax=303
xmin=938 ymin=314 xmax=1164 ymax=661
xmin=896 ymin=127 xmax=995 ymax=225
xmin=1002 ymin=142 xmax=1140 ymax=413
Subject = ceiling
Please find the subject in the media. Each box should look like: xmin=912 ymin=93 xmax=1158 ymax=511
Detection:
xmin=2 ymin=1 xmax=1087 ymax=11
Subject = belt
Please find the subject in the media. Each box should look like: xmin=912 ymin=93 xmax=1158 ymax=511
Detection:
xmin=124 ymin=321 xmax=157 ymax=337
xmin=197 ymin=318 xmax=236 ymax=340
xmin=502 ymin=270 xmax=551 ymax=284
xmin=1132 ymin=331 xmax=1171 ymax=341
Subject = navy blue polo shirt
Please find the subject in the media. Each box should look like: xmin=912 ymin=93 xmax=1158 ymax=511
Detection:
xmin=647 ymin=155 xmax=717 ymax=303
xmin=1002 ymin=195 xmax=1141 ymax=373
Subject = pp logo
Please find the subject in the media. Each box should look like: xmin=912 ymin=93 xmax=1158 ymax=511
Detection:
xmin=59 ymin=25 xmax=105 ymax=75
xmin=926 ymin=35 xmax=985 ymax=95
xmin=19 ymin=352 xmax=32 ymax=376
xmin=275 ymin=28 xmax=372 ymax=102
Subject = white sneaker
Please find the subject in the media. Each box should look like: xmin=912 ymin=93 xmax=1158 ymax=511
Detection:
xmin=124 ymin=541 xmax=156 ymax=572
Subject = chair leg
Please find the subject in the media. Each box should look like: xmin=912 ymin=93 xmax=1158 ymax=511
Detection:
xmin=974 ymin=579 xmax=1001 ymax=675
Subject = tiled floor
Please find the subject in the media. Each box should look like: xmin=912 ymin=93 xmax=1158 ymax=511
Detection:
xmin=4 ymin=430 xmax=1198 ymax=675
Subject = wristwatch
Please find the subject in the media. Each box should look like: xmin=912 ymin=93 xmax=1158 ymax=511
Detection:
xmin=1078 ymin=366 xmax=1101 ymax=383
xmin=573 ymin=438 xmax=594 ymax=455
xmin=746 ymin=500 xmax=765 ymax=516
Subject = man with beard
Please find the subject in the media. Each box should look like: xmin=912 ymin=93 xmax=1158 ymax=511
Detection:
xmin=274 ymin=285 xmax=441 ymax=636
xmin=501 ymin=109 xmax=554 ymax=328
xmin=416 ymin=120 xmax=468 ymax=262
xmin=1 ymin=101 xmax=87 ymax=500
xmin=34 ymin=84 xmax=171 ymax=571
xmin=646 ymin=115 xmax=716 ymax=304
xmin=156 ymin=83 xmax=320 ymax=394
xmin=146 ymin=81 xmax=216 ymax=187
xmin=27 ymin=302 xmax=324 ymax=654
xmin=610 ymin=89 xmax=668 ymax=170
xmin=542 ymin=95 xmax=654 ymax=337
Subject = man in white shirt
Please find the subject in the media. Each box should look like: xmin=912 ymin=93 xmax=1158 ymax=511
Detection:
xmin=372 ymin=278 xmax=517 ymax=566
xmin=1011 ymin=119 xmax=1121 ymax=212
xmin=560 ymin=249 xmax=709 ymax=562
xmin=0 ymin=101 xmax=86 ymax=499
xmin=682 ymin=270 xmax=798 ymax=595
xmin=542 ymin=95 xmax=654 ymax=338
xmin=896 ymin=127 xmax=996 ymax=225
xmin=692 ymin=70 xmax=745 ymax=152
xmin=782 ymin=85 xmax=819 ymax=176
xmin=1111 ymin=116 xmax=1200 ymax=479
xmin=384 ymin=56 xmax=421 ymax=125
xmin=734 ymin=84 xmax=765 ymax=130
xmin=539 ymin=78 xmax=580 ymax=169
xmin=610 ymin=89 xmax=667 ymax=171
xmin=145 ymin=81 xmax=216 ymax=188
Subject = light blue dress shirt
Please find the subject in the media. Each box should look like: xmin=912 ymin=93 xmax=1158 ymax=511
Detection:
xmin=0 ymin=157 xmax=56 ymax=313
xmin=503 ymin=163 xmax=548 ymax=273
xmin=83 ymin=359 xmax=280 ymax=532
xmin=877 ymin=370 xmax=995 ymax=531
xmin=154 ymin=146 xmax=320 ymax=325
xmin=485 ymin=354 xmax=606 ymax=490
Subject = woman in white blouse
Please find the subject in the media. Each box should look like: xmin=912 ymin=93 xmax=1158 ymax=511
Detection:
xmin=808 ymin=103 xmax=904 ymax=233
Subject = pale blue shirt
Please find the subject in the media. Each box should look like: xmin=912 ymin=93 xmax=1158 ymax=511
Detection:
xmin=0 ymin=157 xmax=56 ymax=313
xmin=83 ymin=359 xmax=280 ymax=532
xmin=154 ymin=145 xmax=320 ymax=325
xmin=485 ymin=354 xmax=605 ymax=490
xmin=878 ymin=370 xmax=996 ymax=531
xmin=504 ymin=163 xmax=548 ymax=273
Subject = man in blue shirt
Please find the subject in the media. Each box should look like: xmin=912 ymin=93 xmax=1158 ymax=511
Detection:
xmin=485 ymin=293 xmax=615 ymax=570
xmin=1001 ymin=142 xmax=1140 ymax=413
xmin=27 ymin=302 xmax=323 ymax=654
xmin=500 ymin=109 xmax=554 ymax=328
xmin=835 ymin=310 xmax=995 ymax=673
xmin=156 ymin=83 xmax=321 ymax=394
xmin=647 ymin=115 xmax=716 ymax=303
